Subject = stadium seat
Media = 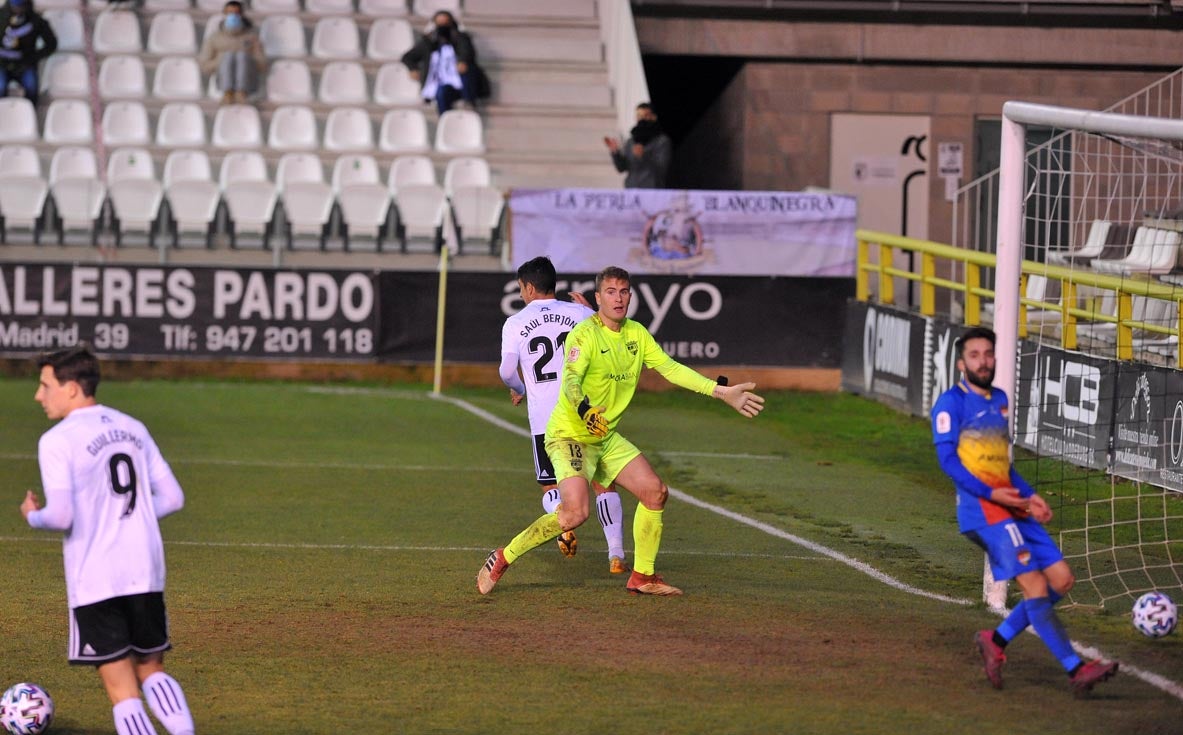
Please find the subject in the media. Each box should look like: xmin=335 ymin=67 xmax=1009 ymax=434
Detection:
xmin=323 ymin=107 xmax=374 ymax=152
xmin=413 ymin=0 xmax=460 ymax=17
xmin=42 ymin=9 xmax=85 ymax=52
xmin=267 ymin=105 xmax=319 ymax=152
xmin=265 ymin=59 xmax=314 ymax=104
xmin=275 ymin=152 xmax=335 ymax=247
xmin=195 ymin=0 xmax=230 ymax=11
xmin=311 ymin=17 xmax=361 ymax=59
xmin=378 ymin=108 xmax=429 ymax=154
xmin=394 ymin=183 xmax=448 ymax=252
xmin=162 ymin=150 xmax=220 ymax=248
xmin=1046 ymin=220 xmax=1113 ymax=266
xmin=101 ymin=101 xmax=152 ymax=147
xmin=365 ymin=18 xmax=414 ymax=61
xmin=359 ymin=0 xmax=408 ymax=16
xmin=317 ymin=61 xmax=368 ymax=106
xmin=92 ymin=10 xmax=143 ymax=55
xmin=1092 ymin=227 xmax=1183 ymax=275
xmin=387 ymin=154 xmax=436 ymax=196
xmin=450 ymin=185 xmax=504 ymax=253
xmin=156 ymin=102 xmax=207 ymax=147
xmin=32 ymin=0 xmax=81 ymax=7
xmin=48 ymin=146 xmax=106 ymax=245
xmin=41 ymin=52 xmax=90 ymax=98
xmin=331 ymin=154 xmax=391 ymax=247
xmin=152 ymin=56 xmax=204 ymax=101
xmin=0 ymin=145 xmax=49 ymax=242
xmin=219 ymin=150 xmax=278 ymax=249
xmin=260 ymin=15 xmax=307 ymax=58
xmin=106 ymin=147 xmax=164 ymax=247
xmin=144 ymin=0 xmax=192 ymax=10
xmin=443 ymin=156 xmax=490 ymax=195
xmin=0 ymin=98 xmax=38 ymax=143
xmin=42 ymin=99 xmax=92 ymax=144
xmin=212 ymin=104 xmax=264 ymax=148
xmin=306 ymin=0 xmax=356 ymax=14
xmin=372 ymin=62 xmax=421 ymax=106
xmin=252 ymin=0 xmax=302 ymax=13
xmin=434 ymin=109 xmax=485 ymax=155
xmin=147 ymin=11 xmax=198 ymax=55
xmin=98 ymin=55 xmax=148 ymax=100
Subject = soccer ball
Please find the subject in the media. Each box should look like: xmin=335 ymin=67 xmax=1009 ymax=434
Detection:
xmin=1132 ymin=591 xmax=1178 ymax=638
xmin=0 ymin=683 xmax=54 ymax=735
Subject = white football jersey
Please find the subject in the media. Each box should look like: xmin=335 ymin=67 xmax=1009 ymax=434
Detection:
xmin=501 ymin=298 xmax=594 ymax=433
xmin=34 ymin=404 xmax=183 ymax=609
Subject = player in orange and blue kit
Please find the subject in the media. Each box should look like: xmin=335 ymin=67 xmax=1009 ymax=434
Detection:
xmin=931 ymin=326 xmax=1117 ymax=695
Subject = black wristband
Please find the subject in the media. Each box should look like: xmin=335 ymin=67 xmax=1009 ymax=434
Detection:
xmin=577 ymin=396 xmax=591 ymax=418
xmin=716 ymin=375 xmax=729 ymax=387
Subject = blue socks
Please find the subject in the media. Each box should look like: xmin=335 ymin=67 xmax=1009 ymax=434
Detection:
xmin=1024 ymin=596 xmax=1083 ymax=673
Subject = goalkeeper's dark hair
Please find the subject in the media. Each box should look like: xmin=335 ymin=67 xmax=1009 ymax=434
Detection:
xmin=955 ymin=326 xmax=996 ymax=360
xmin=516 ymin=256 xmax=557 ymax=295
xmin=595 ymin=266 xmax=631 ymax=291
xmin=37 ymin=343 xmax=101 ymax=397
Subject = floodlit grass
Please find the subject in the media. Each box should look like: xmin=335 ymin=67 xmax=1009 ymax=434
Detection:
xmin=0 ymin=379 xmax=1181 ymax=734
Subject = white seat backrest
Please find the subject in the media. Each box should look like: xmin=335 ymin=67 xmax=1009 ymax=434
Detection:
xmin=0 ymin=98 xmax=38 ymax=143
xmin=107 ymin=148 xmax=156 ymax=183
xmin=332 ymin=154 xmax=381 ymax=191
xmin=212 ymin=105 xmax=263 ymax=148
xmin=49 ymin=146 xmax=98 ymax=184
xmin=42 ymin=52 xmax=90 ymax=97
xmin=98 ymin=55 xmax=148 ymax=100
xmin=1082 ymin=220 xmax=1111 ymax=257
xmin=452 ymin=185 xmax=505 ymax=230
xmin=372 ymin=62 xmax=420 ymax=106
xmin=324 ymin=107 xmax=374 ymax=151
xmin=266 ymin=59 xmax=314 ymax=104
xmin=366 ymin=17 xmax=414 ymax=60
xmin=359 ymin=0 xmax=408 ymax=14
xmin=276 ymin=153 xmax=326 ymax=190
xmin=163 ymin=150 xmax=214 ymax=187
xmin=260 ymin=15 xmax=307 ymax=58
xmin=307 ymin=0 xmax=356 ymax=13
xmin=219 ymin=150 xmax=271 ymax=188
xmin=252 ymin=0 xmax=302 ymax=12
xmin=147 ymin=11 xmax=197 ymax=55
xmin=443 ymin=156 xmax=490 ymax=194
xmin=93 ymin=10 xmax=142 ymax=54
xmin=311 ymin=16 xmax=361 ymax=59
xmin=195 ymin=0 xmax=230 ymax=11
xmin=388 ymin=155 xmax=436 ymax=192
xmin=434 ymin=109 xmax=484 ymax=154
xmin=395 ymin=184 xmax=448 ymax=226
xmin=156 ymin=103 xmax=207 ymax=147
xmin=43 ymin=9 xmax=85 ymax=52
xmin=144 ymin=0 xmax=192 ymax=10
xmin=318 ymin=61 xmax=369 ymax=105
xmin=153 ymin=56 xmax=204 ymax=101
xmin=378 ymin=108 xmax=429 ymax=153
xmin=43 ymin=99 xmax=93 ymax=144
xmin=101 ymin=102 xmax=151 ymax=147
xmin=0 ymin=145 xmax=42 ymax=177
xmin=267 ymin=105 xmax=319 ymax=151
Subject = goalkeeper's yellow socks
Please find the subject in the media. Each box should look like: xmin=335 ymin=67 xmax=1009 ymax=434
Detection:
xmin=632 ymin=505 xmax=664 ymax=576
xmin=504 ymin=512 xmax=563 ymax=564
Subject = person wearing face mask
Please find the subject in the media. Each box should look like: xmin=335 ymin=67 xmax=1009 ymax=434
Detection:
xmin=196 ymin=0 xmax=265 ymax=105
xmin=401 ymin=10 xmax=489 ymax=115
xmin=604 ymin=102 xmax=672 ymax=189
xmin=0 ymin=0 xmax=56 ymax=108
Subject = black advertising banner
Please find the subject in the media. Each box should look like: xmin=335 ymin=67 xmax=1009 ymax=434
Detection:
xmin=840 ymin=300 xmax=928 ymax=414
xmin=921 ymin=319 xmax=972 ymax=418
xmin=1159 ymin=369 xmax=1183 ymax=492
xmin=0 ymin=263 xmax=380 ymax=359
xmin=1110 ymin=362 xmax=1172 ymax=484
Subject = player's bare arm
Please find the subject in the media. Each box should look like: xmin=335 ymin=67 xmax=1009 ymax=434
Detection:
xmin=714 ymin=381 xmax=765 ymax=418
xmin=988 ymin=486 xmax=1030 ymax=513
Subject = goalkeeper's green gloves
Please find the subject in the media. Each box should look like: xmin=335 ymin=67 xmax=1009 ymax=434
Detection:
xmin=577 ymin=396 xmax=609 ymax=437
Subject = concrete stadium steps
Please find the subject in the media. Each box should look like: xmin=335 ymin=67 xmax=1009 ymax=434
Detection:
xmin=465 ymin=0 xmax=598 ymax=20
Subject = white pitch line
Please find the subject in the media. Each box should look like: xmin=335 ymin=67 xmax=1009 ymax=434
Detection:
xmin=438 ymin=391 xmax=1183 ymax=702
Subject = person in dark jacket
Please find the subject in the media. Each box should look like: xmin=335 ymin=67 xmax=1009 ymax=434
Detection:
xmin=401 ymin=11 xmax=489 ymax=115
xmin=0 ymin=0 xmax=57 ymax=107
xmin=604 ymin=102 xmax=672 ymax=189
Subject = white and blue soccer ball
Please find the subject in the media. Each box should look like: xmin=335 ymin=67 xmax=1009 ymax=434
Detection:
xmin=1132 ymin=591 xmax=1178 ymax=638
xmin=0 ymin=682 xmax=54 ymax=735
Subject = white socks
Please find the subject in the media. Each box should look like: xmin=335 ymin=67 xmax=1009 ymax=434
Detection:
xmin=142 ymin=672 xmax=195 ymax=735
xmin=114 ymin=698 xmax=159 ymax=735
xmin=541 ymin=487 xmax=561 ymax=514
xmin=597 ymin=491 xmax=626 ymax=560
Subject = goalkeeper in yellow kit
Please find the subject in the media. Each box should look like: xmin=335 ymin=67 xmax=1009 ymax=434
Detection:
xmin=477 ymin=265 xmax=765 ymax=596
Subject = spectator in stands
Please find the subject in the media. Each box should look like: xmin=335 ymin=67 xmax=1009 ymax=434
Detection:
xmin=402 ymin=11 xmax=490 ymax=115
xmin=198 ymin=1 xmax=265 ymax=105
xmin=0 ymin=0 xmax=57 ymax=108
xmin=604 ymin=102 xmax=672 ymax=189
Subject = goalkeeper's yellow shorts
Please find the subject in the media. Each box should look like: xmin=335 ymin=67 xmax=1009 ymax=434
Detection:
xmin=545 ymin=432 xmax=641 ymax=487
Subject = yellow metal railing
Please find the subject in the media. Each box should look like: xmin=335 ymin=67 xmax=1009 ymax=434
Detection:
xmin=856 ymin=229 xmax=1183 ymax=362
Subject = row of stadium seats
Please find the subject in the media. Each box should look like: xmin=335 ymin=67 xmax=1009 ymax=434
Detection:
xmin=1046 ymin=219 xmax=1183 ymax=275
xmin=0 ymin=98 xmax=485 ymax=155
xmin=0 ymin=144 xmax=503 ymax=252
xmin=38 ymin=0 xmax=452 ymax=16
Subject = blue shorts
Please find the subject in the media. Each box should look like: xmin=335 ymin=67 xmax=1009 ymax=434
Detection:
xmin=963 ymin=518 xmax=1064 ymax=581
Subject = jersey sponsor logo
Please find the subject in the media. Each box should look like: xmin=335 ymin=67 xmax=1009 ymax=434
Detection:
xmin=567 ymin=346 xmax=579 ymax=363
xmin=935 ymin=411 xmax=951 ymax=434
xmin=600 ymin=348 xmax=610 ymax=354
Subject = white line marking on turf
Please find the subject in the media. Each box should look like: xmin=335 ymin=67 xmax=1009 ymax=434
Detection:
xmin=438 ymin=391 xmax=1183 ymax=703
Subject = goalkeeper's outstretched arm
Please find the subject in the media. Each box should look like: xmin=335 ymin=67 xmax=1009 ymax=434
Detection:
xmin=713 ymin=380 xmax=765 ymax=418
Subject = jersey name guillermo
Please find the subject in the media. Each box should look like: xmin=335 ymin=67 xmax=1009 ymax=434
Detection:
xmin=931 ymin=381 xmax=1015 ymax=531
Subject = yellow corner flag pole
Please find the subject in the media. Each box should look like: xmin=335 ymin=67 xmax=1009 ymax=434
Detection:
xmin=432 ymin=245 xmax=449 ymax=396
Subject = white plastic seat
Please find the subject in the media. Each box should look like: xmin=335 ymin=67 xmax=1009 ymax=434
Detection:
xmin=267 ymin=105 xmax=319 ymax=151
xmin=162 ymin=150 xmax=220 ymax=246
xmin=98 ymin=55 xmax=148 ymax=100
xmin=152 ymin=56 xmax=204 ymax=101
xmin=42 ymin=52 xmax=90 ymax=98
xmin=42 ymin=99 xmax=92 ymax=144
xmin=49 ymin=147 xmax=106 ymax=243
xmin=0 ymin=145 xmax=49 ymax=238
xmin=306 ymin=0 xmax=356 ymax=13
xmin=144 ymin=0 xmax=192 ymax=10
xmin=450 ymin=185 xmax=503 ymax=253
xmin=359 ymin=0 xmax=408 ymax=16
xmin=30 ymin=0 xmax=81 ymax=8
xmin=101 ymin=102 xmax=151 ymax=147
xmin=365 ymin=17 xmax=414 ymax=61
xmin=265 ymin=59 xmax=314 ymax=104
xmin=219 ymin=151 xmax=278 ymax=247
xmin=260 ymin=15 xmax=307 ymax=58
xmin=43 ymin=9 xmax=85 ymax=52
xmin=93 ymin=10 xmax=142 ymax=54
xmin=317 ymin=61 xmax=368 ymax=105
xmin=106 ymin=147 xmax=164 ymax=245
xmin=378 ymin=108 xmax=429 ymax=154
xmin=1091 ymin=227 xmax=1181 ymax=275
xmin=276 ymin=152 xmax=335 ymax=243
xmin=147 ymin=11 xmax=197 ymax=55
xmin=155 ymin=103 xmax=207 ymax=147
xmin=311 ymin=17 xmax=361 ymax=59
xmin=0 ymin=98 xmax=39 ymax=143
xmin=252 ymin=0 xmax=302 ymax=12
xmin=324 ymin=107 xmax=374 ymax=152
xmin=394 ymin=184 xmax=448 ymax=251
xmin=442 ymin=156 xmax=490 ymax=195
xmin=332 ymin=154 xmax=390 ymax=245
xmin=212 ymin=104 xmax=264 ymax=148
xmin=372 ymin=62 xmax=420 ymax=106
xmin=434 ymin=109 xmax=485 ymax=155
xmin=387 ymin=154 xmax=436 ymax=196
xmin=1047 ymin=220 xmax=1112 ymax=266
xmin=195 ymin=0 xmax=230 ymax=11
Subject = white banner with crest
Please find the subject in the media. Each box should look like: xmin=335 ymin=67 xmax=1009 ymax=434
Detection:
xmin=509 ymin=188 xmax=857 ymax=277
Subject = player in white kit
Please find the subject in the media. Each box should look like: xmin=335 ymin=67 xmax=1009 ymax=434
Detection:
xmin=499 ymin=257 xmax=629 ymax=574
xmin=20 ymin=345 xmax=196 ymax=735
